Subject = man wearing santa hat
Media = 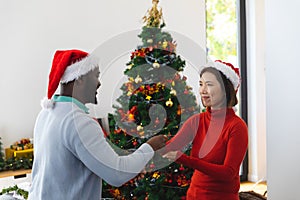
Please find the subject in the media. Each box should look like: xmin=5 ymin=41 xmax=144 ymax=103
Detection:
xmin=28 ymin=49 xmax=167 ymax=199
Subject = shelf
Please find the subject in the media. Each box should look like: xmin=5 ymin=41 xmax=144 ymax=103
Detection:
xmin=0 ymin=169 xmax=32 ymax=179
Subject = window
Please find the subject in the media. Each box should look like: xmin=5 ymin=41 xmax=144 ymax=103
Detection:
xmin=206 ymin=0 xmax=248 ymax=181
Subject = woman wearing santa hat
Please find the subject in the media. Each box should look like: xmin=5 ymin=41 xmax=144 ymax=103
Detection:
xmin=28 ymin=49 xmax=167 ymax=200
xmin=163 ymin=60 xmax=248 ymax=200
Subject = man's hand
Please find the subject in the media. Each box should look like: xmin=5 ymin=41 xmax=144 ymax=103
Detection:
xmin=146 ymin=135 xmax=168 ymax=151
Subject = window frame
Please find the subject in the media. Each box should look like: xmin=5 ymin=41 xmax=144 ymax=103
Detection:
xmin=238 ymin=0 xmax=248 ymax=182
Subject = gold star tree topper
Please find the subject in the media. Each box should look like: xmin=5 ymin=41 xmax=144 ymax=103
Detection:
xmin=143 ymin=0 xmax=164 ymax=27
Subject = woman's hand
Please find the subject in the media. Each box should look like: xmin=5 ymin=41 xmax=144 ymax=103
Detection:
xmin=162 ymin=151 xmax=179 ymax=161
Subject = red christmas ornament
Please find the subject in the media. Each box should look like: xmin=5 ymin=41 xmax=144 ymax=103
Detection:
xmin=174 ymin=75 xmax=180 ymax=81
xmin=129 ymin=105 xmax=138 ymax=114
xmin=118 ymin=109 xmax=123 ymax=114
xmin=133 ymin=141 xmax=138 ymax=146
xmin=155 ymin=117 xmax=160 ymax=124
xmin=177 ymin=107 xmax=181 ymax=115
xmin=149 ymin=163 xmax=156 ymax=169
xmin=114 ymin=128 xmax=122 ymax=134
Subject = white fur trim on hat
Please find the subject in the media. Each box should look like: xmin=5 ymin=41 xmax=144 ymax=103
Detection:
xmin=203 ymin=61 xmax=240 ymax=90
xmin=60 ymin=55 xmax=99 ymax=83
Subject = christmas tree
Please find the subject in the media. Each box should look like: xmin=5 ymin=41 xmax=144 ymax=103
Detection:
xmin=0 ymin=137 xmax=4 ymax=164
xmin=103 ymin=1 xmax=199 ymax=199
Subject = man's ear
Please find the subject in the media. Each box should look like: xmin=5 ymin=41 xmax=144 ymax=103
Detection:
xmin=74 ymin=76 xmax=85 ymax=85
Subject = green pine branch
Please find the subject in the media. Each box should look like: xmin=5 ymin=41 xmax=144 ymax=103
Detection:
xmin=0 ymin=185 xmax=28 ymax=199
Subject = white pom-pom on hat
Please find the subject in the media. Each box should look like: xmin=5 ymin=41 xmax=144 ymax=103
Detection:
xmin=41 ymin=97 xmax=55 ymax=109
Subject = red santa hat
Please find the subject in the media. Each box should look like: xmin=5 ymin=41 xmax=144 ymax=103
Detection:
xmin=42 ymin=49 xmax=99 ymax=108
xmin=202 ymin=60 xmax=241 ymax=91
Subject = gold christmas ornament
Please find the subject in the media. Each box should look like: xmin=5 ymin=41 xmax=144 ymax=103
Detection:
xmin=170 ymin=88 xmax=177 ymax=96
xmin=147 ymin=39 xmax=153 ymax=44
xmin=128 ymin=77 xmax=134 ymax=82
xmin=138 ymin=131 xmax=145 ymax=138
xmin=172 ymin=81 xmax=175 ymax=86
xmin=135 ymin=75 xmax=143 ymax=83
xmin=166 ymin=98 xmax=173 ymax=107
xmin=137 ymin=124 xmax=144 ymax=132
xmin=185 ymin=85 xmax=193 ymax=90
xmin=162 ymin=40 xmax=168 ymax=49
xmin=152 ymin=172 xmax=160 ymax=179
xmin=153 ymin=62 xmax=160 ymax=68
xmin=128 ymin=113 xmax=135 ymax=121
xmin=127 ymin=63 xmax=134 ymax=70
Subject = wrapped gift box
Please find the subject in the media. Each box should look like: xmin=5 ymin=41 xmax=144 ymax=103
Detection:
xmin=5 ymin=148 xmax=34 ymax=159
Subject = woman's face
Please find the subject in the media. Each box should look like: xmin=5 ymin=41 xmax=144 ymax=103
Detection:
xmin=199 ymin=71 xmax=226 ymax=109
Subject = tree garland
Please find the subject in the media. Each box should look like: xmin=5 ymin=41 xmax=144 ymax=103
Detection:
xmin=0 ymin=157 xmax=33 ymax=172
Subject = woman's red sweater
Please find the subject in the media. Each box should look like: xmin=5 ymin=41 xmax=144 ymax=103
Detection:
xmin=166 ymin=108 xmax=248 ymax=200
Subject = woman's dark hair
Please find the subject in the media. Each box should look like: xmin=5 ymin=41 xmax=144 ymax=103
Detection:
xmin=200 ymin=67 xmax=238 ymax=107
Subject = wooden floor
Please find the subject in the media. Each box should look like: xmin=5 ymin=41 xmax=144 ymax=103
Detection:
xmin=0 ymin=170 xmax=267 ymax=197
xmin=240 ymin=181 xmax=267 ymax=197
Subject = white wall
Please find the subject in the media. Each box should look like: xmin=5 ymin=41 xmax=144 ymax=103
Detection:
xmin=246 ymin=0 xmax=267 ymax=182
xmin=0 ymin=0 xmax=205 ymax=148
xmin=265 ymin=0 xmax=300 ymax=199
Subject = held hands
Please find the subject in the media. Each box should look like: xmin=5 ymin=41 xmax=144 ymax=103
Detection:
xmin=146 ymin=135 xmax=168 ymax=151
xmin=146 ymin=135 xmax=180 ymax=162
